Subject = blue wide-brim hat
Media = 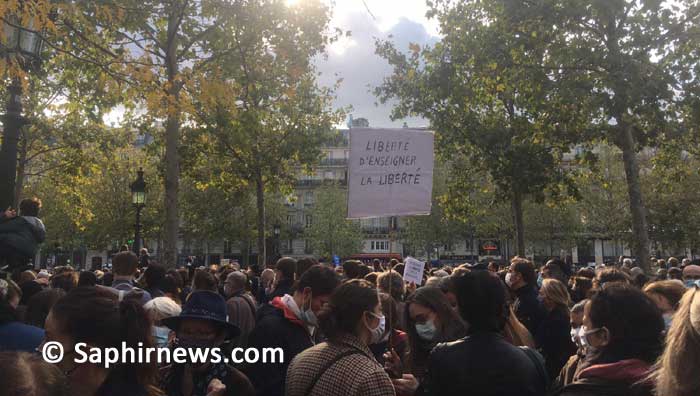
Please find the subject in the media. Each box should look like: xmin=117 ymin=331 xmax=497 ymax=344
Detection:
xmin=162 ymin=290 xmax=240 ymax=339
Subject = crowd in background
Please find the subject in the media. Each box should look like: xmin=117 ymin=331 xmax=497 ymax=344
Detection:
xmin=1 ymin=251 xmax=700 ymax=396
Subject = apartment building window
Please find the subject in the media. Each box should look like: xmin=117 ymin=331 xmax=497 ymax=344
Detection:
xmin=223 ymin=239 xmax=231 ymax=254
xmin=286 ymin=215 xmax=294 ymax=226
xmin=371 ymin=241 xmax=388 ymax=251
xmin=305 ymin=215 xmax=313 ymax=228
xmin=304 ymin=191 xmax=314 ymax=206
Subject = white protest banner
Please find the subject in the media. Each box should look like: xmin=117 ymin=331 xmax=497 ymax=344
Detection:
xmin=221 ymin=259 xmax=230 ymax=266
xmin=403 ymin=257 xmax=426 ymax=286
xmin=347 ymin=128 xmax=434 ymax=218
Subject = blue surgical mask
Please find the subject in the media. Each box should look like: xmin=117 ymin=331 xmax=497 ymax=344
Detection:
xmin=299 ymin=293 xmax=318 ymax=327
xmin=153 ymin=326 xmax=170 ymax=348
xmin=415 ymin=320 xmax=437 ymax=341
xmin=663 ymin=313 xmax=673 ymax=330
xmin=685 ymin=280 xmax=699 ymax=288
xmin=537 ymin=273 xmax=544 ymax=288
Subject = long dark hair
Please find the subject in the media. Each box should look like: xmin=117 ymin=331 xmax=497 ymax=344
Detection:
xmin=404 ymin=286 xmax=466 ymax=375
xmin=50 ymin=287 xmax=161 ymax=396
xmin=318 ymin=279 xmax=379 ymax=342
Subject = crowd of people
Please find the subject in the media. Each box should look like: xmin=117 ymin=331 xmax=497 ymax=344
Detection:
xmin=1 ymin=250 xmax=700 ymax=396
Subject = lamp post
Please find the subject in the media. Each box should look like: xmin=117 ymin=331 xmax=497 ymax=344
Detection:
xmin=0 ymin=10 xmax=45 ymax=210
xmin=130 ymin=168 xmax=146 ymax=255
xmin=273 ymin=222 xmax=281 ymax=259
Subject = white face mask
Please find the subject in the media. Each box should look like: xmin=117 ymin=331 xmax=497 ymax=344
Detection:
xmin=367 ymin=312 xmax=386 ymax=344
xmin=505 ymin=272 xmax=514 ymax=287
xmin=570 ymin=326 xmax=581 ymax=345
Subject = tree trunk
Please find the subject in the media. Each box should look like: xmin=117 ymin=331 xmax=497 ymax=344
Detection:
xmin=0 ymin=80 xmax=23 ymax=211
xmin=163 ymin=9 xmax=182 ymax=268
xmin=255 ymin=172 xmax=266 ymax=267
xmin=618 ymin=125 xmax=651 ymax=273
xmin=511 ymin=191 xmax=525 ymax=257
xmin=14 ymin=135 xmax=27 ymax=206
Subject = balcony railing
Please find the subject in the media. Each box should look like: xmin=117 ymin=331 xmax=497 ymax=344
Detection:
xmin=318 ymin=158 xmax=348 ymax=166
xmin=295 ymin=178 xmax=347 ymax=187
xmin=363 ymin=227 xmax=390 ymax=235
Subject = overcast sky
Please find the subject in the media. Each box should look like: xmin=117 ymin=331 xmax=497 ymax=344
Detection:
xmin=311 ymin=0 xmax=439 ymax=128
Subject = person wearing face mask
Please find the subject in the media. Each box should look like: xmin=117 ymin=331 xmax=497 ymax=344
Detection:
xmin=392 ymin=270 xmax=548 ymax=396
xmin=159 ymin=290 xmax=254 ymax=396
xmin=554 ymin=299 xmax=588 ymax=390
xmin=143 ymin=296 xmax=182 ymax=349
xmin=681 ymin=265 xmax=700 ymax=288
xmin=245 ymin=265 xmax=340 ymax=396
xmin=390 ymin=285 xmax=466 ymax=381
xmin=507 ymin=258 xmax=546 ymax=335
xmin=536 ymin=279 xmax=577 ymax=382
xmin=642 ymin=280 xmax=686 ymax=331
xmin=223 ymin=271 xmax=257 ymax=348
xmin=370 ymin=293 xmax=408 ymax=366
xmin=551 ymin=285 xmax=664 ymax=396
xmin=286 ymin=279 xmax=395 ymax=396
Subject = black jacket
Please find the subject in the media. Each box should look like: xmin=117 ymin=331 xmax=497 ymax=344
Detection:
xmin=514 ymin=285 xmax=546 ymax=335
xmin=0 ymin=216 xmax=45 ymax=257
xmin=264 ymin=278 xmax=294 ymax=304
xmin=244 ymin=297 xmax=314 ymax=396
xmin=553 ymin=377 xmax=653 ymax=396
xmin=535 ymin=308 xmax=577 ymax=382
xmin=418 ymin=332 xmax=546 ymax=396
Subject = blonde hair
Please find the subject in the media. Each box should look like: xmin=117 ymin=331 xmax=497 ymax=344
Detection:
xmin=643 ymin=280 xmax=686 ymax=311
xmin=503 ymin=305 xmax=535 ymax=348
xmin=653 ymin=287 xmax=700 ymax=396
xmin=541 ymin=278 xmax=571 ymax=311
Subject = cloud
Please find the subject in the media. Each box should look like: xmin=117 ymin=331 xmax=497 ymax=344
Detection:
xmin=315 ymin=12 xmax=439 ymax=128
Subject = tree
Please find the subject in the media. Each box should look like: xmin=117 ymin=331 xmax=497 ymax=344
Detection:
xmin=23 ymin=129 xmax=162 ymax=256
xmin=534 ymin=0 xmax=700 ymax=271
xmin=306 ymin=186 xmax=363 ymax=259
xmin=188 ymin=0 xmax=343 ymax=266
xmin=643 ymin=141 xmax=700 ymax=255
xmin=574 ymin=145 xmax=632 ymax=245
xmin=401 ymin=161 xmax=464 ymax=260
xmin=375 ymin=1 xmax=583 ymax=255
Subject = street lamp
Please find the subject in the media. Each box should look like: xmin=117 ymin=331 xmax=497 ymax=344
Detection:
xmin=273 ymin=222 xmax=281 ymax=258
xmin=130 ymin=168 xmax=146 ymax=254
xmin=0 ymin=10 xmax=45 ymax=210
